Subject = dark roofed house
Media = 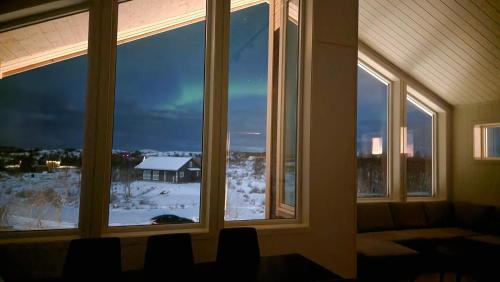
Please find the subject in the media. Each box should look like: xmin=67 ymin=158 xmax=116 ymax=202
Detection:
xmin=135 ymin=156 xmax=201 ymax=183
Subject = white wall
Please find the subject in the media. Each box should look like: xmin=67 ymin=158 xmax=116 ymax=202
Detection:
xmin=453 ymin=100 xmax=500 ymax=206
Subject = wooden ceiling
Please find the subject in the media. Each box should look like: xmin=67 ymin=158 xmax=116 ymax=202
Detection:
xmin=359 ymin=0 xmax=500 ymax=105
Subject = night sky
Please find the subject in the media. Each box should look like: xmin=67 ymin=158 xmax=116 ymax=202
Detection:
xmin=357 ymin=67 xmax=433 ymax=158
xmin=0 ymin=4 xmax=269 ymax=152
xmin=0 ymin=3 xmax=432 ymax=155
xmin=357 ymin=67 xmax=388 ymax=157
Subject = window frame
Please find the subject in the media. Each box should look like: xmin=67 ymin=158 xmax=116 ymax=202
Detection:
xmin=274 ymin=0 xmax=304 ymax=219
xmin=0 ymin=0 xmax=310 ymax=241
xmin=404 ymin=95 xmax=437 ymax=199
xmin=152 ymin=170 xmax=160 ymax=181
xmin=357 ymin=45 xmax=450 ymax=204
xmin=143 ymin=170 xmax=151 ymax=180
xmin=224 ymin=0 xmax=306 ymax=226
xmin=473 ymin=123 xmax=500 ymax=161
xmin=356 ymin=62 xmax=393 ymax=201
xmin=0 ymin=8 xmax=92 ymax=240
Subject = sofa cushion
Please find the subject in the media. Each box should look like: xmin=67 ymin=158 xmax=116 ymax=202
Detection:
xmin=357 ymin=203 xmax=394 ymax=233
xmin=466 ymin=235 xmax=500 ymax=246
xmin=423 ymin=201 xmax=453 ymax=227
xmin=358 ymin=227 xmax=479 ymax=242
xmin=357 ymin=238 xmax=418 ymax=257
xmin=485 ymin=206 xmax=500 ymax=236
xmin=453 ymin=202 xmax=494 ymax=231
xmin=390 ymin=202 xmax=427 ymax=230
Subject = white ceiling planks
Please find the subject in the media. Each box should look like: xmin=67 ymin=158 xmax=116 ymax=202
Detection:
xmin=359 ymin=0 xmax=500 ymax=105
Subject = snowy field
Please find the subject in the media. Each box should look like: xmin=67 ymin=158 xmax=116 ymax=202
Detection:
xmin=225 ymin=155 xmax=266 ymax=220
xmin=0 ymin=153 xmax=266 ymax=230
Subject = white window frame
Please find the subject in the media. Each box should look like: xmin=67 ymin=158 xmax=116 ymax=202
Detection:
xmin=356 ymin=62 xmax=392 ymax=201
xmin=473 ymin=123 xmax=500 ymax=161
xmin=225 ymin=0 xmax=307 ymax=227
xmin=0 ymin=0 xmax=310 ymax=241
xmin=405 ymin=95 xmax=437 ymax=198
xmin=143 ymin=170 xmax=152 ymax=180
xmin=358 ymin=44 xmax=450 ymax=203
xmin=152 ymin=170 xmax=160 ymax=181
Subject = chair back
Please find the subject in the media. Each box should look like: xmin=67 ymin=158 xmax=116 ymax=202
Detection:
xmin=144 ymin=233 xmax=194 ymax=279
xmin=216 ymin=227 xmax=260 ymax=265
xmin=63 ymin=237 xmax=121 ymax=281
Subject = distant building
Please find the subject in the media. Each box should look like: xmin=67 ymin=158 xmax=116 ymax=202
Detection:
xmin=135 ymin=156 xmax=201 ymax=183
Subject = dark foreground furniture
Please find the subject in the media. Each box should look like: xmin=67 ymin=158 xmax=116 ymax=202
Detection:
xmin=357 ymin=201 xmax=500 ymax=281
xmin=190 ymin=253 xmax=343 ymax=282
xmin=63 ymin=237 xmax=122 ymax=282
xmin=143 ymin=233 xmax=194 ymax=281
xmin=217 ymin=227 xmax=261 ymax=265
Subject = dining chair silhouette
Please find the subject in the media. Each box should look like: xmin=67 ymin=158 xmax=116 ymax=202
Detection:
xmin=216 ymin=227 xmax=260 ymax=265
xmin=144 ymin=233 xmax=194 ymax=280
xmin=63 ymin=237 xmax=122 ymax=281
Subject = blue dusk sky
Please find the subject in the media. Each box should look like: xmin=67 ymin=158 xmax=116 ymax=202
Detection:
xmin=357 ymin=67 xmax=433 ymax=157
xmin=0 ymin=3 xmax=431 ymax=155
xmin=0 ymin=4 xmax=269 ymax=152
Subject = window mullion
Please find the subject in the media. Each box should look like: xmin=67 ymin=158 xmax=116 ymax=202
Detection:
xmin=204 ymin=0 xmax=231 ymax=230
xmin=398 ymin=81 xmax=407 ymax=202
xmin=80 ymin=0 xmax=118 ymax=238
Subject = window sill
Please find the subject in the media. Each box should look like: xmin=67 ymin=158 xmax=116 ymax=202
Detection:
xmin=225 ymin=220 xmax=310 ymax=236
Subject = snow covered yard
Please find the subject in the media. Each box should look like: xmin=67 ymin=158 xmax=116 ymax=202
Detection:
xmin=0 ymin=152 xmax=267 ymax=230
xmin=225 ymin=155 xmax=266 ymax=220
xmin=109 ymin=181 xmax=201 ymax=226
xmin=0 ymin=169 xmax=81 ymax=230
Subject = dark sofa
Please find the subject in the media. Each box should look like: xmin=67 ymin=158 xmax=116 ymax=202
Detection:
xmin=357 ymin=201 xmax=500 ymax=281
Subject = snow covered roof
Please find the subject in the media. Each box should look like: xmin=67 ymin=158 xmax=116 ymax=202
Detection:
xmin=135 ymin=157 xmax=192 ymax=171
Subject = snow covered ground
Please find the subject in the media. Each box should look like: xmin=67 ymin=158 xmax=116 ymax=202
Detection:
xmin=225 ymin=155 xmax=266 ymax=220
xmin=0 ymin=152 xmax=266 ymax=230
xmin=0 ymin=169 xmax=80 ymax=230
xmin=109 ymin=181 xmax=201 ymax=226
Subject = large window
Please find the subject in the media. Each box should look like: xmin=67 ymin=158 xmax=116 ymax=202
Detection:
xmin=225 ymin=0 xmax=301 ymax=221
xmin=277 ymin=0 xmax=300 ymax=217
xmin=225 ymin=2 xmax=270 ymax=221
xmin=406 ymin=97 xmax=434 ymax=197
xmin=0 ymin=0 xmax=305 ymax=238
xmin=356 ymin=58 xmax=446 ymax=201
xmin=356 ymin=65 xmax=389 ymax=198
xmin=0 ymin=13 xmax=89 ymax=231
xmin=108 ymin=0 xmax=206 ymax=227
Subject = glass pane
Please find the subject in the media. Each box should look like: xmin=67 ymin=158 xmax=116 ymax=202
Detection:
xmin=406 ymin=98 xmax=433 ymax=197
xmin=109 ymin=0 xmax=206 ymax=227
xmin=356 ymin=66 xmax=389 ymax=198
xmin=225 ymin=1 xmax=270 ymax=221
xmin=282 ymin=0 xmax=300 ymax=211
xmin=486 ymin=127 xmax=500 ymax=158
xmin=0 ymin=13 xmax=89 ymax=231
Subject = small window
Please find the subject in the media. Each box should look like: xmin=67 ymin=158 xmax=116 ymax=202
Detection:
xmin=474 ymin=123 xmax=500 ymax=160
xmin=143 ymin=170 xmax=151 ymax=180
xmin=152 ymin=170 xmax=160 ymax=181
xmin=180 ymin=171 xmax=184 ymax=178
